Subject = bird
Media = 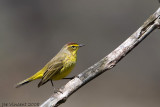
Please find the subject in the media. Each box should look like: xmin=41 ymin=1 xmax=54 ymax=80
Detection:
xmin=15 ymin=42 xmax=84 ymax=88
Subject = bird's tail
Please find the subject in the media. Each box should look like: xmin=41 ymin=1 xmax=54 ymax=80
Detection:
xmin=15 ymin=70 xmax=43 ymax=88
xmin=15 ymin=78 xmax=33 ymax=88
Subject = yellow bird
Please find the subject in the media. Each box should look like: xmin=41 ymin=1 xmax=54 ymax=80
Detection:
xmin=15 ymin=42 xmax=84 ymax=88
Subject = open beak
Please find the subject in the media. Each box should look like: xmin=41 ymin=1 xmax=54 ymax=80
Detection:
xmin=79 ymin=44 xmax=85 ymax=47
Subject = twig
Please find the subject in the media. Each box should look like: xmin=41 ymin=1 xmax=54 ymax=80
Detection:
xmin=40 ymin=7 xmax=160 ymax=107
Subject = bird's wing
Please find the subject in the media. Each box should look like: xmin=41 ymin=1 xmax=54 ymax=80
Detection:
xmin=38 ymin=60 xmax=63 ymax=87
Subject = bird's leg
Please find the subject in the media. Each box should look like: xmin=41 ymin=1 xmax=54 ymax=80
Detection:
xmin=62 ymin=76 xmax=75 ymax=80
xmin=50 ymin=80 xmax=54 ymax=87
xmin=50 ymin=80 xmax=63 ymax=93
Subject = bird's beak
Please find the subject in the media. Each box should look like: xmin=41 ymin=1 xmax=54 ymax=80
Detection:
xmin=79 ymin=44 xmax=85 ymax=47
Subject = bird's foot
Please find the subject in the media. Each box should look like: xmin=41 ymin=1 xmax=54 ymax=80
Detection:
xmin=54 ymin=88 xmax=63 ymax=94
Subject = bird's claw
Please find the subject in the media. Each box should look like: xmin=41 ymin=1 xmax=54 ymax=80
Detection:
xmin=54 ymin=88 xmax=63 ymax=94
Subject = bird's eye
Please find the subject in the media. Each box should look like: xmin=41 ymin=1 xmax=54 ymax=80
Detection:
xmin=71 ymin=46 xmax=76 ymax=49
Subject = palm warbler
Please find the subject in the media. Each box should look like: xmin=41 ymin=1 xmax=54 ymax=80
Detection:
xmin=15 ymin=42 xmax=84 ymax=88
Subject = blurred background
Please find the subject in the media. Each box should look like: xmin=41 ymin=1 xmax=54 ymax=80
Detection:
xmin=0 ymin=0 xmax=160 ymax=107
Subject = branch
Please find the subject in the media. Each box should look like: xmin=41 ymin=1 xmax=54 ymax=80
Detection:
xmin=40 ymin=7 xmax=160 ymax=107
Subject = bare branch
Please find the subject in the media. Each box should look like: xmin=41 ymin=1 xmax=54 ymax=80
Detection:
xmin=40 ymin=7 xmax=160 ymax=107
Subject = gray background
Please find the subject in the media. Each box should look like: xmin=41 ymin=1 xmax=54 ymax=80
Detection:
xmin=0 ymin=0 xmax=160 ymax=107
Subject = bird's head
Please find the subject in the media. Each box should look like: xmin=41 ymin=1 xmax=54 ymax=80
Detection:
xmin=62 ymin=42 xmax=85 ymax=55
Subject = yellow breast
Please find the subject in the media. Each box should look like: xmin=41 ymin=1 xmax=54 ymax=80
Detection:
xmin=52 ymin=54 xmax=77 ymax=80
